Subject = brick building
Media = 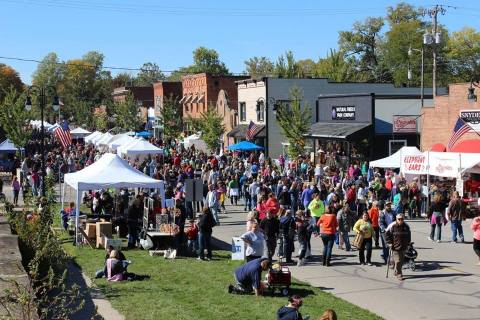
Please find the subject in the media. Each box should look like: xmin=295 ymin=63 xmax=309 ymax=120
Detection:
xmin=179 ymin=73 xmax=249 ymax=147
xmin=421 ymin=83 xmax=480 ymax=151
xmin=152 ymin=81 xmax=183 ymax=117
xmin=112 ymin=86 xmax=154 ymax=122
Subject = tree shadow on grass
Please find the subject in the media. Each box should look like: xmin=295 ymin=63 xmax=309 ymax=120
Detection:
xmin=66 ymin=261 xmax=104 ymax=320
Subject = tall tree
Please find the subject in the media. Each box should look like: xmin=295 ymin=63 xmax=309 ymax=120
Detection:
xmin=382 ymin=3 xmax=427 ymax=86
xmin=191 ymin=47 xmax=229 ymax=75
xmin=159 ymin=96 xmax=183 ymax=140
xmin=446 ymin=27 xmax=480 ymax=83
xmin=112 ymin=93 xmax=141 ymax=131
xmin=244 ymin=56 xmax=274 ymax=79
xmin=187 ymin=106 xmax=225 ymax=152
xmin=316 ymin=49 xmax=356 ymax=82
xmin=275 ymin=51 xmax=300 ymax=78
xmin=297 ymin=59 xmax=317 ymax=78
xmin=136 ymin=62 xmax=166 ymax=86
xmin=339 ymin=17 xmax=388 ymax=82
xmin=70 ymin=100 xmax=93 ymax=129
xmin=0 ymin=64 xmax=24 ymax=102
xmin=32 ymin=52 xmax=64 ymax=89
xmin=112 ymin=72 xmax=136 ymax=88
xmin=275 ymin=87 xmax=312 ymax=158
xmin=0 ymin=88 xmax=32 ymax=148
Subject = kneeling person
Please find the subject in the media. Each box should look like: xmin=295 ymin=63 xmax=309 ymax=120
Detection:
xmin=229 ymin=257 xmax=270 ymax=296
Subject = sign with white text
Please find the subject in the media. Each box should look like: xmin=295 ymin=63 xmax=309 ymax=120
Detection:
xmin=401 ymin=154 xmax=427 ymax=175
xmin=460 ymin=110 xmax=480 ymax=132
xmin=393 ymin=116 xmax=417 ymax=133
xmin=332 ymin=106 xmax=356 ymax=120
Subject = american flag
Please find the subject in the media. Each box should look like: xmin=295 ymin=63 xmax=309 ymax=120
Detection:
xmin=54 ymin=120 xmax=72 ymax=148
xmin=246 ymin=121 xmax=259 ymax=141
xmin=447 ymin=117 xmax=471 ymax=151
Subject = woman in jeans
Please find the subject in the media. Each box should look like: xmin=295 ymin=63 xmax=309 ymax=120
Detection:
xmin=317 ymin=206 xmax=338 ymax=266
xmin=427 ymin=193 xmax=447 ymax=242
xmin=353 ymin=211 xmax=374 ymax=266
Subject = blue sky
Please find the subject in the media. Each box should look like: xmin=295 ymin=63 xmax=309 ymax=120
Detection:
xmin=1 ymin=0 xmax=479 ymax=84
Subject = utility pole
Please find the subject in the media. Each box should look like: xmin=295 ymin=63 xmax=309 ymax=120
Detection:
xmin=426 ymin=5 xmax=446 ymax=97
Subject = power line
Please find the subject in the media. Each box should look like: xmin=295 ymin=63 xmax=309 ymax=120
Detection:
xmin=0 ymin=0 xmax=385 ymax=16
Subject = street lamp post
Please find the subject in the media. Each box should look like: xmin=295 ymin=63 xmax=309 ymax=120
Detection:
xmin=25 ymin=86 xmax=60 ymax=197
xmin=408 ymin=46 xmax=425 ymax=108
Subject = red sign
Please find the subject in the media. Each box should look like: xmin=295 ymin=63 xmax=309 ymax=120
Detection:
xmin=393 ymin=116 xmax=417 ymax=133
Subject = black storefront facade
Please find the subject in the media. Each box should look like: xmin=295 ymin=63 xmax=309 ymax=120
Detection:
xmin=304 ymin=92 xmax=426 ymax=167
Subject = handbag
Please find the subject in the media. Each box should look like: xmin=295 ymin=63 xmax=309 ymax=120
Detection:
xmin=352 ymin=232 xmax=364 ymax=248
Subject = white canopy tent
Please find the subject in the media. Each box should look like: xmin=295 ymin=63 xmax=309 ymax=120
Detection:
xmin=70 ymin=127 xmax=91 ymax=138
xmin=117 ymin=139 xmax=163 ymax=157
xmin=369 ymin=146 xmax=422 ymax=169
xmin=90 ymin=132 xmax=108 ymax=145
xmin=84 ymin=131 xmax=102 ymax=144
xmin=0 ymin=139 xmax=23 ymax=152
xmin=108 ymin=134 xmax=136 ymax=151
xmin=63 ymin=153 xmax=165 ymax=244
xmin=94 ymin=132 xmax=114 ymax=147
xmin=29 ymin=120 xmax=54 ymax=131
xmin=183 ymin=134 xmax=208 ymax=153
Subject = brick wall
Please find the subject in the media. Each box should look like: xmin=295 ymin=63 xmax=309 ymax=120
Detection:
xmin=421 ymin=83 xmax=480 ymax=151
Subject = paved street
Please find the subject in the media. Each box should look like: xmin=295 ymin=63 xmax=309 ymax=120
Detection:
xmin=213 ymin=203 xmax=480 ymax=320
xmin=4 ymin=186 xmax=480 ymax=320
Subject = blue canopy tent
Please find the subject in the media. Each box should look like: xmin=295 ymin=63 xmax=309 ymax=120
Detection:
xmin=135 ymin=131 xmax=152 ymax=138
xmin=227 ymin=141 xmax=264 ymax=151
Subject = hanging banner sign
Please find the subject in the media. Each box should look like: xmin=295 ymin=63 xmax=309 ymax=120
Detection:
xmin=401 ymin=154 xmax=427 ymax=175
xmin=460 ymin=110 xmax=480 ymax=132
xmin=332 ymin=106 xmax=356 ymax=120
xmin=393 ymin=116 xmax=417 ymax=133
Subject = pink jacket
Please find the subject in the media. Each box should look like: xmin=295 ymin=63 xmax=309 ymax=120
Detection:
xmin=256 ymin=202 xmax=268 ymax=220
xmin=471 ymin=217 xmax=480 ymax=241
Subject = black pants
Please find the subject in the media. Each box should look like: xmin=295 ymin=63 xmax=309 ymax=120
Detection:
xmin=474 ymin=238 xmax=480 ymax=259
xmin=373 ymin=227 xmax=380 ymax=247
xmin=13 ymin=189 xmax=19 ymax=205
xmin=230 ymin=195 xmax=238 ymax=206
xmin=266 ymin=238 xmax=277 ymax=261
xmin=359 ymin=237 xmax=372 ymax=264
xmin=283 ymin=236 xmax=294 ymax=262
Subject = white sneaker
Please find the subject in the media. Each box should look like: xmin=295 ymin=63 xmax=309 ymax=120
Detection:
xmin=436 ymin=240 xmax=441 ymax=243
xmin=297 ymin=259 xmax=303 ymax=267
xmin=428 ymin=236 xmax=433 ymax=241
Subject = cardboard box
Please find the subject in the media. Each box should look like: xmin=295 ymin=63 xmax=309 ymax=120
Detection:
xmin=85 ymin=223 xmax=96 ymax=239
xmin=96 ymin=222 xmax=112 ymax=238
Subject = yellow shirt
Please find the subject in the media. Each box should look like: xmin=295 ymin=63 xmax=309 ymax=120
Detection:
xmin=353 ymin=219 xmax=373 ymax=239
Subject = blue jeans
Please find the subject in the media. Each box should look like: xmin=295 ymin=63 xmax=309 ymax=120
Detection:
xmin=321 ymin=234 xmax=335 ymax=264
xmin=244 ymin=195 xmax=252 ymax=211
xmin=450 ymin=220 xmax=464 ymax=242
xmin=338 ymin=231 xmax=351 ymax=251
xmin=210 ymin=206 xmax=220 ymax=225
xmin=380 ymin=232 xmax=389 ymax=263
xmin=188 ymin=238 xmax=198 ymax=254
xmin=198 ymin=232 xmax=212 ymax=259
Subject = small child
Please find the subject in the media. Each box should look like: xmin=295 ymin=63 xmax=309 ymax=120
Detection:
xmin=185 ymin=219 xmax=199 ymax=255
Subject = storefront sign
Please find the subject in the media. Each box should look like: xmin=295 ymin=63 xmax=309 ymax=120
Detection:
xmin=460 ymin=110 xmax=480 ymax=132
xmin=393 ymin=116 xmax=417 ymax=133
xmin=401 ymin=154 xmax=427 ymax=175
xmin=332 ymin=106 xmax=356 ymax=120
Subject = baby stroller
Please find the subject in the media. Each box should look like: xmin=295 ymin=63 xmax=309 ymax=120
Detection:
xmin=403 ymin=242 xmax=418 ymax=271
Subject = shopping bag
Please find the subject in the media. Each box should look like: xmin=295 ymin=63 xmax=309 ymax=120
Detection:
xmin=352 ymin=232 xmax=364 ymax=249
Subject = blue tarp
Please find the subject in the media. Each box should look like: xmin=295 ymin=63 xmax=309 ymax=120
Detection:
xmin=227 ymin=141 xmax=264 ymax=151
xmin=135 ymin=131 xmax=152 ymax=138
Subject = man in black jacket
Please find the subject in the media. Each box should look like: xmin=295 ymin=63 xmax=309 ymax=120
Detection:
xmin=385 ymin=213 xmax=411 ymax=280
xmin=127 ymin=194 xmax=144 ymax=248
xmin=197 ymin=207 xmax=215 ymax=260
xmin=260 ymin=210 xmax=280 ymax=262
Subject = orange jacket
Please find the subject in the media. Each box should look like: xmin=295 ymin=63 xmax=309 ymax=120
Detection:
xmin=368 ymin=207 xmax=380 ymax=228
xmin=265 ymin=197 xmax=280 ymax=215
xmin=317 ymin=214 xmax=338 ymax=234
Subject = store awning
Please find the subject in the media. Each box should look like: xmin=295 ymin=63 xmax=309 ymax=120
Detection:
xmin=179 ymin=95 xmax=187 ymax=103
xmin=196 ymin=92 xmax=205 ymax=103
xmin=227 ymin=124 xmax=266 ymax=139
xmin=451 ymin=139 xmax=480 ymax=153
xmin=430 ymin=143 xmax=446 ymax=152
xmin=304 ymin=122 xmax=372 ymax=140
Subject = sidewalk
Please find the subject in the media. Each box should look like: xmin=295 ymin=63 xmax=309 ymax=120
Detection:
xmin=214 ymin=203 xmax=480 ymax=320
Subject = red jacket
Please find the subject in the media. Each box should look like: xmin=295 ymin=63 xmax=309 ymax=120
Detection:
xmin=265 ymin=197 xmax=280 ymax=215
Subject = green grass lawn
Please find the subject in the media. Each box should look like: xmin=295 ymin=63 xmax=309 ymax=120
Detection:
xmin=61 ymin=239 xmax=382 ymax=320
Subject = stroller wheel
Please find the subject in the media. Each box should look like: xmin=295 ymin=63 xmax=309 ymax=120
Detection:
xmin=409 ymin=260 xmax=416 ymax=271
xmin=282 ymin=288 xmax=289 ymax=296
